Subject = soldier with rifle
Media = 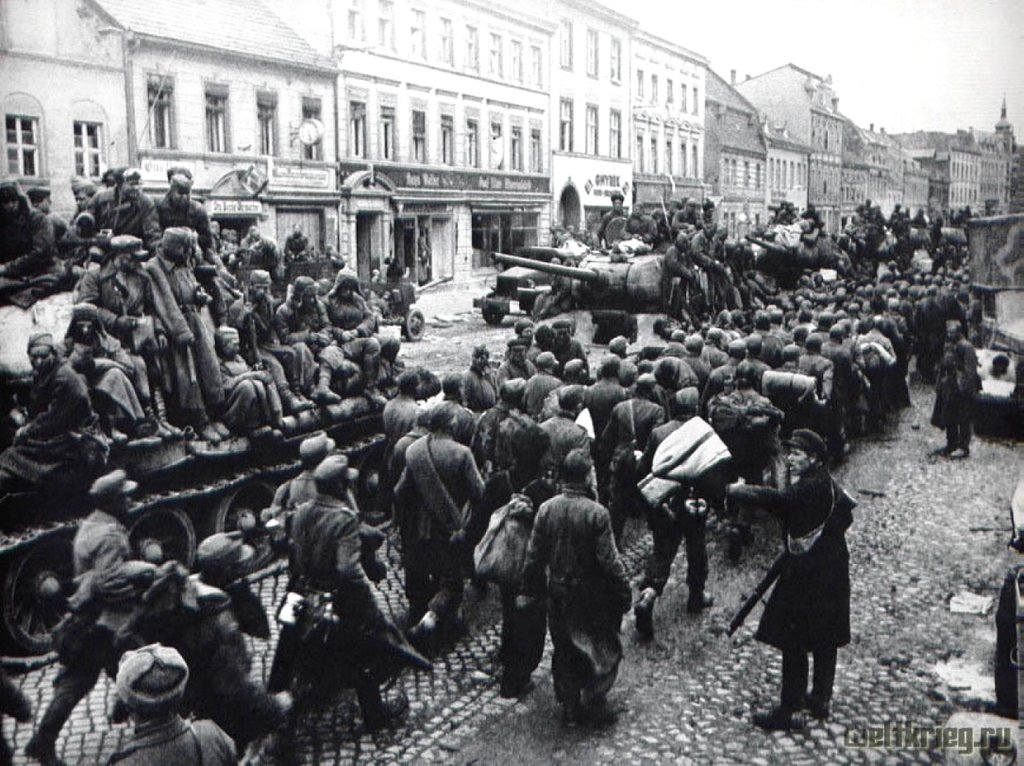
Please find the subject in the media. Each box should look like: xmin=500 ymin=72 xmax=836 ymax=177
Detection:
xmin=726 ymin=429 xmax=856 ymax=731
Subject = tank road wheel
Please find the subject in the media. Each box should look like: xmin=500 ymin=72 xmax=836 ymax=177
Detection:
xmin=402 ymin=307 xmax=426 ymax=341
xmin=2 ymin=533 xmax=74 ymax=655
xmin=482 ymin=304 xmax=506 ymax=326
xmin=129 ymin=508 xmax=196 ymax=568
xmin=211 ymin=481 xmax=278 ymax=570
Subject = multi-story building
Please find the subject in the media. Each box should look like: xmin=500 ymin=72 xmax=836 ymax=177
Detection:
xmin=537 ymin=0 xmax=636 ymax=236
xmin=308 ymin=0 xmax=556 ymax=283
xmin=703 ymin=70 xmax=766 ymax=236
xmin=737 ymin=64 xmax=843 ymax=232
xmin=1 ymin=0 xmax=131 ymax=216
xmin=763 ymin=121 xmax=810 ymax=216
xmin=894 ymin=130 xmax=982 ymax=213
xmin=870 ymin=126 xmax=904 ymax=215
xmin=840 ymin=118 xmax=888 ymax=223
xmin=630 ymin=30 xmax=706 ymax=211
xmin=901 ymin=150 xmax=930 ymax=215
xmin=974 ymin=100 xmax=1014 ymax=214
xmin=87 ymin=0 xmax=342 ymax=251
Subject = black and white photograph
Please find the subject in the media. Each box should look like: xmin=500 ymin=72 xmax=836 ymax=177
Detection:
xmin=0 ymin=0 xmax=1022 ymax=763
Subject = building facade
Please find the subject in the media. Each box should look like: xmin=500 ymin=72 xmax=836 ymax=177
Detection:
xmin=536 ymin=0 xmax=636 ymax=238
xmin=737 ymin=64 xmax=843 ymax=232
xmin=91 ymin=0 xmax=342 ymax=251
xmin=901 ymin=150 xmax=930 ymax=215
xmin=703 ymin=70 xmax=766 ymax=237
xmin=1 ymin=0 xmax=130 ymax=216
xmin=630 ymin=30 xmax=706 ymax=212
xmin=763 ymin=122 xmax=810 ymax=216
xmin=895 ymin=130 xmax=983 ymax=214
xmin=840 ymin=119 xmax=888 ymax=223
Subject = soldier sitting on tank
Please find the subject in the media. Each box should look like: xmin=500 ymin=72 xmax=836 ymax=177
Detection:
xmin=75 ymin=234 xmax=183 ymax=439
xmin=0 ymin=333 xmax=95 ymax=499
xmin=143 ymin=227 xmax=229 ymax=444
xmin=214 ymin=326 xmax=283 ymax=440
xmin=64 ymin=303 xmax=156 ymax=445
xmin=86 ymin=168 xmax=162 ymax=254
xmin=598 ymin=191 xmax=627 ymax=248
xmin=324 ymin=271 xmax=385 ymax=403
xmin=273 ymin=276 xmax=343 ymax=406
xmin=377 ymin=336 xmax=405 ymax=396
xmin=236 ymin=226 xmax=285 ymax=283
xmin=625 ymin=209 xmax=658 ymax=244
xmin=226 ymin=269 xmax=315 ymax=415
xmin=0 ymin=180 xmax=60 ymax=308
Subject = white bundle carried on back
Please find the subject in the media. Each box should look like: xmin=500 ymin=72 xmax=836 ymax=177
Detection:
xmin=637 ymin=417 xmax=731 ymax=506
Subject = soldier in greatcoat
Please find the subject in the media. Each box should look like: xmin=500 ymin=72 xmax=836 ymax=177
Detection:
xmin=142 ymin=227 xmax=227 ymax=443
xmin=214 ymin=325 xmax=283 ymax=437
xmin=86 ymin=168 xmax=161 ymax=253
xmin=539 ymin=386 xmax=591 ymax=484
xmin=462 ymin=344 xmax=499 ymax=413
xmin=472 ymin=379 xmax=530 ymax=475
xmin=726 ymin=430 xmax=855 ymax=731
xmin=930 ymin=320 xmax=981 ymax=459
xmin=524 ymin=352 xmax=563 ymax=420
xmin=520 ymin=448 xmax=631 ymax=723
xmin=0 ymin=333 xmax=94 ymax=497
xmin=324 ymin=272 xmax=384 ymax=401
xmin=496 ymin=337 xmax=536 ymax=385
xmin=273 ymin=276 xmax=343 ymax=405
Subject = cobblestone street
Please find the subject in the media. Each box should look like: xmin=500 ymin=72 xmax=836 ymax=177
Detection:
xmin=1 ymin=301 xmax=1019 ymax=765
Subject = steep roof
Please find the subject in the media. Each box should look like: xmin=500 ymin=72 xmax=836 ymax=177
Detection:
xmin=91 ymin=0 xmax=334 ymax=72
xmin=705 ymin=69 xmax=757 ymax=115
xmin=763 ymin=123 xmax=812 ymax=154
xmin=892 ymin=130 xmax=978 ymax=155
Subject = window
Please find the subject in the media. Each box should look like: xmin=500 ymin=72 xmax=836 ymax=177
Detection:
xmin=560 ymin=20 xmax=572 ymax=69
xmin=510 ymin=40 xmax=523 ymax=83
xmin=466 ymin=119 xmax=479 ymax=166
xmin=609 ymin=109 xmax=621 ymax=159
xmin=681 ymin=83 xmax=688 ymax=113
xmin=692 ymin=86 xmax=699 ymax=115
xmin=650 ymin=136 xmax=658 ymax=174
xmin=378 ymin=0 xmax=394 ymax=49
xmin=637 ymin=69 xmax=644 ymax=100
xmin=665 ymin=138 xmax=673 ymax=175
xmin=559 ymin=98 xmax=573 ymax=152
xmin=531 ymin=46 xmax=542 ymax=88
xmin=6 ymin=115 xmax=38 ymax=176
xmin=756 ymin=163 xmax=762 ymax=190
xmin=380 ymin=106 xmax=395 ymax=160
xmin=302 ymin=98 xmax=322 ymax=160
xmin=636 ymin=135 xmax=644 ymax=173
xmin=743 ymin=160 xmax=750 ymax=188
xmin=410 ymin=9 xmax=426 ymax=59
xmin=586 ymin=28 xmax=598 ymax=77
xmin=412 ymin=110 xmax=426 ymax=162
xmin=489 ymin=34 xmax=503 ymax=77
xmin=205 ymin=88 xmax=228 ymax=153
xmin=256 ymin=93 xmax=277 ymax=156
xmin=490 ymin=121 xmax=503 ymax=169
xmin=73 ymin=121 xmax=103 ymax=177
xmin=441 ymin=115 xmax=454 ymax=165
xmin=511 ymin=126 xmax=522 ymax=171
xmin=585 ymin=104 xmax=598 ymax=155
xmin=147 ymin=77 xmax=174 ymax=149
xmin=466 ymin=26 xmax=479 ymax=71
xmin=681 ymin=142 xmax=688 ymax=177
xmin=530 ymin=128 xmax=542 ymax=172
xmin=610 ymin=37 xmax=621 ymax=82
xmin=471 ymin=211 xmax=539 ymax=257
xmin=440 ymin=18 xmax=453 ymax=65
xmin=692 ymin=144 xmax=698 ymax=178
xmin=347 ymin=0 xmax=365 ymax=41
xmin=666 ymin=78 xmax=674 ymax=105
xmin=651 ymin=75 xmax=658 ymax=105
xmin=350 ymin=101 xmax=366 ymax=158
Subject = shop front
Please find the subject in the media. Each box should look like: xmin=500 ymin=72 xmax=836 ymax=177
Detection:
xmin=138 ymin=154 xmax=340 ymax=254
xmin=551 ymin=155 xmax=633 ymax=240
xmin=338 ymin=162 xmax=550 ymax=284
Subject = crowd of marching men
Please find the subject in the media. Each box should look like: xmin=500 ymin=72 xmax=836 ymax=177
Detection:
xmin=2 ymin=230 xmax=996 ymax=761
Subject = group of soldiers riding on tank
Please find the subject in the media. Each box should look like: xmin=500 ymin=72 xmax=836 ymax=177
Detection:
xmin=0 ymin=170 xmax=997 ymax=762
xmin=0 ymin=169 xmax=397 ymax=496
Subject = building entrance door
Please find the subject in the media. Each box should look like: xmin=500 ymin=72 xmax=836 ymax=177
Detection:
xmin=356 ymin=212 xmax=379 ymax=279
xmin=559 ymin=185 xmax=581 ymax=231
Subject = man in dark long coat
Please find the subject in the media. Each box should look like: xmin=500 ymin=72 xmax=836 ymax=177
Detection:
xmin=462 ymin=344 xmax=499 ymax=413
xmin=0 ymin=180 xmax=59 ymax=307
xmin=520 ymin=448 xmax=631 ymax=723
xmin=930 ymin=320 xmax=981 ymax=458
xmin=86 ymin=168 xmax=161 ymax=252
xmin=726 ymin=429 xmax=855 ymax=731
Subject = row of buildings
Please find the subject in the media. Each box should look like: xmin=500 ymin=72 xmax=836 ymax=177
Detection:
xmin=1 ymin=0 xmax=1018 ymax=284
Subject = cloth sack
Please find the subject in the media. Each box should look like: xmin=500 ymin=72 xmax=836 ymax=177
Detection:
xmin=474 ymin=494 xmax=534 ymax=587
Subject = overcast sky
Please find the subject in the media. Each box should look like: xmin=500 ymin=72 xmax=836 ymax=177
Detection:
xmin=628 ymin=0 xmax=1023 ymax=135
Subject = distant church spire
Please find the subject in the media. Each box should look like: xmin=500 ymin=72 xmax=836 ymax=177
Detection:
xmin=996 ymin=96 xmax=1011 ymax=132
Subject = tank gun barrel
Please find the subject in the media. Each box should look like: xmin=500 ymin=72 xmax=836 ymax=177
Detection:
xmin=493 ymin=252 xmax=604 ymax=283
xmin=745 ymin=235 xmax=789 ymax=256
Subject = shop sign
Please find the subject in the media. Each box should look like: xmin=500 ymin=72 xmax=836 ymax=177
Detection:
xmin=338 ymin=162 xmax=549 ymax=194
xmin=140 ymin=157 xmax=199 ymax=183
xmin=206 ymin=199 xmax=263 ymax=215
xmin=270 ymin=163 xmax=332 ymax=189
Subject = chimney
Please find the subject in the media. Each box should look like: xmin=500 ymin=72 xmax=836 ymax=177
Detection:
xmin=880 ymin=127 xmax=886 ymax=135
xmin=730 ymin=69 xmax=736 ymax=86
xmin=745 ymin=74 xmax=751 ymax=81
xmin=869 ymin=123 xmax=874 ymax=132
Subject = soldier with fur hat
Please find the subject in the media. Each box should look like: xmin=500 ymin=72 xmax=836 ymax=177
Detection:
xmin=496 ymin=336 xmax=536 ymax=385
xmin=0 ymin=180 xmax=60 ymax=307
xmin=195 ymin=532 xmax=268 ymax=640
xmin=215 ymin=325 xmax=283 ymax=438
xmin=86 ymin=168 xmax=161 ymax=253
xmin=108 ymin=644 xmax=236 ymax=766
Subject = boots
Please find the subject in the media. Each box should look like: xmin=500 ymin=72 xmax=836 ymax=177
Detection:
xmin=633 ymin=588 xmax=657 ymax=640
xmin=151 ymin=387 xmax=183 ymax=439
xmin=312 ymin=368 xmax=341 ymax=405
xmin=686 ymin=590 xmax=714 ymax=614
xmin=281 ymin=388 xmax=314 ymax=414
